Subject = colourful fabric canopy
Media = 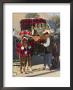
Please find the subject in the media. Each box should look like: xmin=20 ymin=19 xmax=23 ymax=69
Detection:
xmin=20 ymin=18 xmax=46 ymax=30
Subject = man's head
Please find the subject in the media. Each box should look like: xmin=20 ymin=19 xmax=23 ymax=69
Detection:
xmin=43 ymin=32 xmax=49 ymax=38
xmin=43 ymin=30 xmax=50 ymax=38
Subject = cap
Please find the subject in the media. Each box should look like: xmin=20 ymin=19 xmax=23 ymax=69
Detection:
xmin=43 ymin=30 xmax=50 ymax=34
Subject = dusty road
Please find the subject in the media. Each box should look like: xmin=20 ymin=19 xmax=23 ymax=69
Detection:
xmin=13 ymin=64 xmax=60 ymax=77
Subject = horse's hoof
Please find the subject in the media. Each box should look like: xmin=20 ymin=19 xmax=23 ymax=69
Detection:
xmin=25 ymin=72 xmax=28 ymax=74
xmin=20 ymin=71 xmax=23 ymax=73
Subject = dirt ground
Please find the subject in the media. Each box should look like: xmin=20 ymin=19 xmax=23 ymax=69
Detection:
xmin=13 ymin=64 xmax=60 ymax=77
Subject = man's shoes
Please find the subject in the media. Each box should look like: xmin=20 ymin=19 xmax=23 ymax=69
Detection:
xmin=46 ymin=65 xmax=50 ymax=70
xmin=43 ymin=65 xmax=50 ymax=70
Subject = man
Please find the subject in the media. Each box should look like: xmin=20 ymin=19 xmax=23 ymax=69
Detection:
xmin=42 ymin=30 xmax=52 ymax=70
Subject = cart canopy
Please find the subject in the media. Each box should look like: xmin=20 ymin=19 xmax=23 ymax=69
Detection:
xmin=20 ymin=18 xmax=46 ymax=30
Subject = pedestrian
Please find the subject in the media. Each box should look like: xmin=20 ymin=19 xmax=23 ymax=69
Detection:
xmin=41 ymin=30 xmax=53 ymax=70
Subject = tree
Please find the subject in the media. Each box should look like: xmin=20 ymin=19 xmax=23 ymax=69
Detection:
xmin=25 ymin=13 xmax=39 ymax=18
xmin=51 ymin=15 xmax=60 ymax=28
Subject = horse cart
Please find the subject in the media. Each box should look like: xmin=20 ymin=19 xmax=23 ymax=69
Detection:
xmin=13 ymin=18 xmax=60 ymax=69
xmin=15 ymin=18 xmax=49 ymax=64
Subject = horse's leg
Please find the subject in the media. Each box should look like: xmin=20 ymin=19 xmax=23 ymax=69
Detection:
xmin=28 ymin=55 xmax=32 ymax=67
xmin=23 ymin=58 xmax=26 ymax=72
xmin=20 ymin=57 xmax=23 ymax=73
xmin=19 ymin=55 xmax=23 ymax=73
xmin=23 ymin=57 xmax=28 ymax=73
xmin=28 ymin=55 xmax=32 ymax=72
xmin=20 ymin=64 xmax=23 ymax=73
